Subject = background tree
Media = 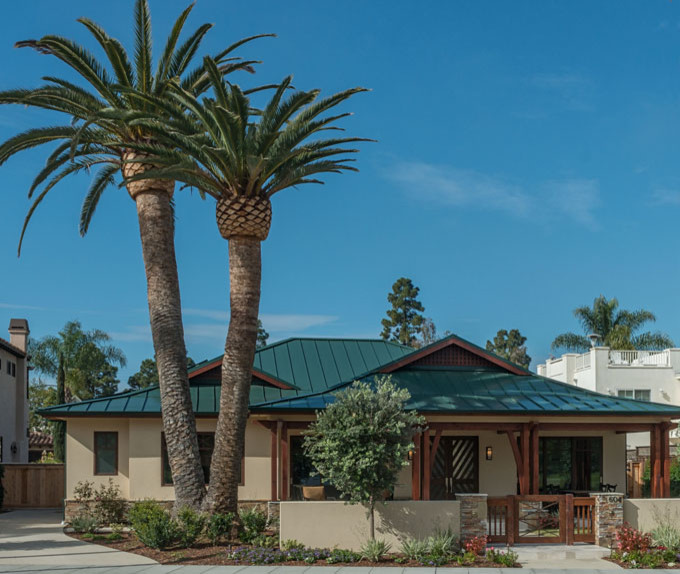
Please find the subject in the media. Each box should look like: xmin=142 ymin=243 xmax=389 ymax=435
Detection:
xmin=256 ymin=319 xmax=269 ymax=349
xmin=412 ymin=317 xmax=452 ymax=349
xmin=551 ymin=295 xmax=674 ymax=353
xmin=125 ymin=63 xmax=368 ymax=514
xmin=304 ymin=377 xmax=423 ymax=540
xmin=28 ymin=378 xmax=57 ymax=433
xmin=380 ymin=277 xmax=425 ymax=346
xmin=128 ymin=356 xmax=195 ymax=390
xmin=486 ymin=328 xmax=531 ymax=369
xmin=53 ymin=357 xmax=66 ymax=462
xmin=0 ymin=0 xmax=268 ymax=511
xmin=30 ymin=321 xmax=126 ymax=401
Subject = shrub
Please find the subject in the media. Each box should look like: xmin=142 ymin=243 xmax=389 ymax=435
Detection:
xmin=359 ymin=538 xmax=391 ymax=562
xmin=463 ymin=535 xmax=487 ymax=556
xmin=426 ymin=528 xmax=457 ymax=557
xmin=128 ymin=500 xmax=178 ymax=550
xmin=175 ymin=506 xmax=206 ymax=548
xmin=93 ymin=479 xmax=126 ymax=525
xmin=281 ymin=539 xmax=305 ymax=552
xmin=71 ymin=514 xmax=100 ymax=534
xmin=326 ymin=548 xmax=361 ymax=564
xmin=653 ymin=522 xmax=680 ymax=552
xmin=615 ymin=523 xmax=652 ymax=553
xmin=206 ymin=512 xmax=235 ymax=546
xmin=250 ymin=533 xmax=278 ymax=548
xmin=401 ymin=538 xmax=429 ymax=560
xmin=239 ymin=508 xmax=268 ymax=543
xmin=487 ymin=547 xmax=519 ymax=567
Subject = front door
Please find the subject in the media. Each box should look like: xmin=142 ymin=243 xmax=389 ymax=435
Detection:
xmin=430 ymin=436 xmax=479 ymax=499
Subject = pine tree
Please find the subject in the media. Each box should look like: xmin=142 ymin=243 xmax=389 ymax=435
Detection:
xmin=256 ymin=320 xmax=269 ymax=349
xmin=380 ymin=277 xmax=425 ymax=347
xmin=53 ymin=356 xmax=66 ymax=463
xmin=486 ymin=329 xmax=531 ymax=369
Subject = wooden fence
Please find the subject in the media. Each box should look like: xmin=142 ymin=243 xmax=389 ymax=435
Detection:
xmin=627 ymin=460 xmax=644 ymax=498
xmin=2 ymin=464 xmax=64 ymax=508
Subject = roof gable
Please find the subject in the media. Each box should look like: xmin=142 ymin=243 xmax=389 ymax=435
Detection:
xmin=379 ymin=334 xmax=528 ymax=375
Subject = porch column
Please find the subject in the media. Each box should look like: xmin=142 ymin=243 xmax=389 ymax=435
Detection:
xmin=521 ymin=423 xmax=530 ymax=495
xmin=505 ymin=430 xmax=526 ymax=495
xmin=411 ymin=431 xmax=421 ymax=500
xmin=270 ymin=423 xmax=278 ymax=501
xmin=651 ymin=424 xmax=661 ymax=498
xmin=662 ymin=422 xmax=671 ymax=498
xmin=423 ymin=428 xmax=431 ymax=500
xmin=279 ymin=422 xmax=289 ymax=501
xmin=530 ymin=422 xmax=539 ymax=494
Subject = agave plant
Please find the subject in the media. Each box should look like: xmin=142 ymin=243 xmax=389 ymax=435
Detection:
xmin=0 ymin=0 xmax=270 ymax=510
xmin=123 ymin=57 xmax=370 ymax=512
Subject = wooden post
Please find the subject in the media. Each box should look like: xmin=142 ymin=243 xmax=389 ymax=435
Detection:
xmin=505 ymin=430 xmax=524 ymax=495
xmin=506 ymin=494 xmax=515 ymax=546
xmin=280 ymin=422 xmax=289 ymax=501
xmin=270 ymin=423 xmax=278 ymax=501
xmin=423 ymin=429 xmax=431 ymax=500
xmin=430 ymin=428 xmax=443 ymax=472
xmin=412 ymin=432 xmax=421 ymax=500
xmin=662 ymin=423 xmax=671 ymax=498
xmin=521 ymin=423 xmax=530 ymax=495
xmin=565 ymin=494 xmax=574 ymax=545
xmin=530 ymin=423 xmax=539 ymax=494
xmin=650 ymin=425 xmax=657 ymax=498
xmin=653 ymin=425 xmax=662 ymax=499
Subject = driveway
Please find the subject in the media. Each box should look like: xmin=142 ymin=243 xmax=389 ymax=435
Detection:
xmin=0 ymin=508 xmax=156 ymax=567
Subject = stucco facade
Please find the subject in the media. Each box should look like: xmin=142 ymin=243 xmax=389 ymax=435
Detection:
xmin=0 ymin=319 xmax=29 ymax=463
xmin=63 ymin=414 xmax=628 ymax=502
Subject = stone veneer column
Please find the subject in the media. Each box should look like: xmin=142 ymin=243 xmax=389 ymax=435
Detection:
xmin=590 ymin=492 xmax=624 ymax=547
xmin=456 ymin=493 xmax=488 ymax=542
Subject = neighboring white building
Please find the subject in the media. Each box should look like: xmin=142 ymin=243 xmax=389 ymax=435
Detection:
xmin=0 ymin=318 xmax=30 ymax=463
xmin=537 ymin=346 xmax=680 ymax=449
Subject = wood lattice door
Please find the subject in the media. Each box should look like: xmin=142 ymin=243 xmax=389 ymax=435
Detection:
xmin=430 ymin=436 xmax=479 ymax=499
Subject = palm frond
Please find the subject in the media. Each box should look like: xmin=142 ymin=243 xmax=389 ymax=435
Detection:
xmin=133 ymin=0 xmax=153 ymax=93
xmin=154 ymin=2 xmax=196 ymax=86
xmin=77 ymin=18 xmax=134 ymax=90
xmin=80 ymin=163 xmax=119 ymax=235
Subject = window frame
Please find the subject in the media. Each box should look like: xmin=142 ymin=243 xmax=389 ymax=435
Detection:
xmin=617 ymin=389 xmax=651 ymax=401
xmin=93 ymin=431 xmax=119 ymax=476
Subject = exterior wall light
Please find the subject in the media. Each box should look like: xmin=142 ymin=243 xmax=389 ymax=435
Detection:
xmin=407 ymin=449 xmax=414 ymax=461
xmin=486 ymin=446 xmax=493 ymax=461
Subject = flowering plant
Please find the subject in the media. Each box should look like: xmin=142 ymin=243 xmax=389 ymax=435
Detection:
xmin=463 ymin=535 xmax=487 ymax=555
xmin=615 ymin=523 xmax=652 ymax=553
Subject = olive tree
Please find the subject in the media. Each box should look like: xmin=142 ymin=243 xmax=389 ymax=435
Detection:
xmin=303 ymin=376 xmax=424 ymax=539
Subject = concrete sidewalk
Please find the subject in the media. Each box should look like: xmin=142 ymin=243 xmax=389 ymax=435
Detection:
xmin=0 ymin=509 xmax=156 ymax=568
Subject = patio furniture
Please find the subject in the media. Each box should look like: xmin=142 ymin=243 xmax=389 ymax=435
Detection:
xmin=302 ymin=485 xmax=326 ymax=500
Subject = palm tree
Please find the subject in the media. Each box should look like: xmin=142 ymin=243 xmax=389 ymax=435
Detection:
xmin=124 ymin=59 xmax=369 ymax=513
xmin=0 ymin=0 xmax=269 ymax=510
xmin=551 ymin=295 xmax=674 ymax=352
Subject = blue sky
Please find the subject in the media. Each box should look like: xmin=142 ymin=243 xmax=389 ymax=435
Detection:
xmin=2 ymin=1 xmax=680 ymax=385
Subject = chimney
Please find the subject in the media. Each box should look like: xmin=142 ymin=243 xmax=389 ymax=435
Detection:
xmin=8 ymin=318 xmax=29 ymax=352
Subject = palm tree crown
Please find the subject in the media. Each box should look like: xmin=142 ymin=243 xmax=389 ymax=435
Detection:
xmin=123 ymin=57 xmax=370 ymax=236
xmin=0 ymin=0 xmax=267 ymax=250
xmin=551 ymin=295 xmax=674 ymax=352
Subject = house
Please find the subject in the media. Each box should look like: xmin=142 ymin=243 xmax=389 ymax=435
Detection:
xmin=41 ymin=333 xmax=680 ymax=522
xmin=28 ymin=431 xmax=54 ymax=462
xmin=0 ymin=318 xmax=30 ymax=463
xmin=537 ymin=346 xmax=680 ymax=449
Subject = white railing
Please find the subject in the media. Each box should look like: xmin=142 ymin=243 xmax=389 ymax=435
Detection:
xmin=609 ymin=350 xmax=670 ymax=367
xmin=574 ymin=352 xmax=591 ymax=371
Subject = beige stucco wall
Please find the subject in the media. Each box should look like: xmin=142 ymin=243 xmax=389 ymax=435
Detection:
xmin=64 ymin=415 xmax=629 ymax=501
xmin=279 ymin=500 xmax=460 ymax=551
xmin=67 ymin=418 xmax=271 ymax=501
xmin=66 ymin=418 xmax=130 ymax=498
xmin=624 ymin=499 xmax=680 ymax=532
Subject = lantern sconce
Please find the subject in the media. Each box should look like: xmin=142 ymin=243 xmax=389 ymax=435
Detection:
xmin=485 ymin=446 xmax=493 ymax=461
xmin=407 ymin=449 xmax=414 ymax=462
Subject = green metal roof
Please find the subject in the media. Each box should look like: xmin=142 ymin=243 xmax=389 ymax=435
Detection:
xmin=249 ymin=367 xmax=680 ymax=416
xmin=190 ymin=337 xmax=413 ymax=392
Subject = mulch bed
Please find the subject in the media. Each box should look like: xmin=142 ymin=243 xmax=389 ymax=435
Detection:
xmin=604 ymin=557 xmax=680 ymax=569
xmin=67 ymin=533 xmax=520 ymax=568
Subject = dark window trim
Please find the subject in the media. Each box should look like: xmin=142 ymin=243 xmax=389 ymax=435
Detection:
xmin=93 ymin=431 xmax=118 ymax=476
xmin=161 ymin=432 xmax=245 ymax=486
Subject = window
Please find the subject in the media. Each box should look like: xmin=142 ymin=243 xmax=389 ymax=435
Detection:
xmin=11 ymin=362 xmax=15 ymax=377
xmin=618 ymin=389 xmax=651 ymax=402
xmin=539 ymin=437 xmax=602 ymax=492
xmin=94 ymin=432 xmax=118 ymax=475
xmin=6 ymin=361 xmax=10 ymax=375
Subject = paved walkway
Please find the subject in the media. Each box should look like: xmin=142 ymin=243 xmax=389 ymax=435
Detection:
xmin=0 ymin=509 xmax=156 ymax=568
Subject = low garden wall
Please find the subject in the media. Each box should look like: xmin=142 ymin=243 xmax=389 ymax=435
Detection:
xmin=279 ymin=500 xmax=460 ymax=551
xmin=624 ymin=499 xmax=680 ymax=532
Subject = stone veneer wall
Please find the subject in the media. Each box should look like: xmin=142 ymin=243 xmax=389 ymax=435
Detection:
xmin=591 ymin=492 xmax=624 ymax=548
xmin=456 ymin=493 xmax=488 ymax=542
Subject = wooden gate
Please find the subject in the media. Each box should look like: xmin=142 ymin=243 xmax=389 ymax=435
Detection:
xmin=487 ymin=494 xmax=594 ymax=545
xmin=430 ymin=436 xmax=478 ymax=499
xmin=2 ymin=464 xmax=64 ymax=508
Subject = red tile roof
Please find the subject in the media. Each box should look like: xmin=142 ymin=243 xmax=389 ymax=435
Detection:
xmin=0 ymin=336 xmax=25 ymax=357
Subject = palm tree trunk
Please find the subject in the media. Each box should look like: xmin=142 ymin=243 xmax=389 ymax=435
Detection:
xmin=133 ymin=182 xmax=205 ymax=510
xmin=204 ymin=236 xmax=261 ymax=514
